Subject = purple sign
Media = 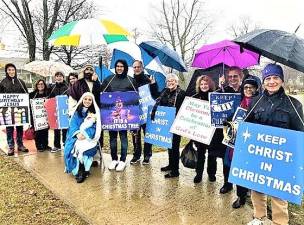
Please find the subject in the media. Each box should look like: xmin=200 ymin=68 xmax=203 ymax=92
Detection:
xmin=100 ymin=91 xmax=141 ymax=131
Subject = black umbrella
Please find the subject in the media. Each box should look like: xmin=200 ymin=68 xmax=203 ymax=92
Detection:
xmin=234 ymin=29 xmax=304 ymax=73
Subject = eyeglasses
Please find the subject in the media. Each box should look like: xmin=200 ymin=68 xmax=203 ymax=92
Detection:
xmin=227 ymin=75 xmax=239 ymax=79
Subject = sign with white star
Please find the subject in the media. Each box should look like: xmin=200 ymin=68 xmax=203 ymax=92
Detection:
xmin=229 ymin=122 xmax=304 ymax=205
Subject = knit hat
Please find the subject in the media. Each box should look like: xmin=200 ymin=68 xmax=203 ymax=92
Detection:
xmin=262 ymin=64 xmax=284 ymax=82
xmin=242 ymin=78 xmax=258 ymax=89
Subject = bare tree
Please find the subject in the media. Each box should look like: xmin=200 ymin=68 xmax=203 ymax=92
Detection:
xmin=149 ymin=0 xmax=213 ymax=75
xmin=0 ymin=0 xmax=37 ymax=61
xmin=227 ymin=16 xmax=260 ymax=39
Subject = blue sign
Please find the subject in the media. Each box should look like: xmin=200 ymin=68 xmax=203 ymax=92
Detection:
xmin=100 ymin=91 xmax=141 ymax=131
xmin=138 ymin=84 xmax=156 ymax=124
xmin=56 ymin=95 xmax=69 ymax=129
xmin=209 ymin=93 xmax=241 ymax=127
xmin=229 ymin=122 xmax=304 ymax=205
xmin=144 ymin=106 xmax=176 ymax=149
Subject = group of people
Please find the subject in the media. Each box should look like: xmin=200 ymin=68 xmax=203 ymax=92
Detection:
xmin=1 ymin=60 xmax=303 ymax=225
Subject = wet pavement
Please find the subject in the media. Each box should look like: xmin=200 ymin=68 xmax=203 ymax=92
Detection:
xmin=1 ymin=135 xmax=253 ymax=225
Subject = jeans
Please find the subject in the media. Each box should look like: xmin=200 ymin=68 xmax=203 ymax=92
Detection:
xmin=132 ymin=124 xmax=152 ymax=159
xmin=6 ymin=126 xmax=23 ymax=148
xmin=109 ymin=130 xmax=128 ymax=162
xmin=54 ymin=129 xmax=67 ymax=148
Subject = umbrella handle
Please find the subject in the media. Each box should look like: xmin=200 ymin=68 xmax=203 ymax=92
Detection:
xmin=99 ymin=55 xmax=103 ymax=81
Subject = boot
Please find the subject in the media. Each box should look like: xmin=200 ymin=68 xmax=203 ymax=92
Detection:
xmin=194 ymin=174 xmax=203 ymax=183
xmin=7 ymin=148 xmax=14 ymax=156
xmin=76 ymin=163 xmax=86 ymax=183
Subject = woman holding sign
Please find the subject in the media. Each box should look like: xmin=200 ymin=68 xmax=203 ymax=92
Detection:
xmin=0 ymin=63 xmax=28 ymax=156
xmin=192 ymin=75 xmax=217 ymax=183
xmin=245 ymin=64 xmax=304 ymax=225
xmin=152 ymin=73 xmax=186 ymax=178
xmin=64 ymin=92 xmax=101 ymax=183
xmin=29 ymin=79 xmax=51 ymax=152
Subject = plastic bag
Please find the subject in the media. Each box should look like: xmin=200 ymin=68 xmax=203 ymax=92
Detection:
xmin=180 ymin=141 xmax=198 ymax=169
xmin=23 ymin=127 xmax=35 ymax=140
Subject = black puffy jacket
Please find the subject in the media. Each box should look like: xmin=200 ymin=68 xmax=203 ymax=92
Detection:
xmin=0 ymin=75 xmax=28 ymax=93
xmin=246 ymin=87 xmax=304 ymax=132
xmin=101 ymin=73 xmax=137 ymax=92
xmin=48 ymin=81 xmax=68 ymax=98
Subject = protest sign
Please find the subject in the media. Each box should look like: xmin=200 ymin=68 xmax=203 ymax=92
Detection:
xmin=30 ymin=98 xmax=48 ymax=131
xmin=100 ymin=91 xmax=141 ymax=131
xmin=229 ymin=122 xmax=304 ymax=205
xmin=144 ymin=106 xmax=176 ymax=149
xmin=56 ymin=95 xmax=69 ymax=129
xmin=138 ymin=84 xmax=156 ymax=124
xmin=170 ymin=97 xmax=215 ymax=145
xmin=44 ymin=95 xmax=69 ymax=129
xmin=0 ymin=94 xmax=30 ymax=126
xmin=209 ymin=93 xmax=241 ymax=128
xmin=222 ymin=107 xmax=247 ymax=147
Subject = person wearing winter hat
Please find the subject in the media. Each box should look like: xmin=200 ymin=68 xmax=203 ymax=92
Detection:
xmin=0 ymin=63 xmax=28 ymax=156
xmin=245 ymin=63 xmax=304 ymax=225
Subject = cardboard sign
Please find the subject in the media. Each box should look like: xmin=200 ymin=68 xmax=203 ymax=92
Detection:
xmin=0 ymin=94 xmax=30 ymax=126
xmin=138 ymin=84 xmax=156 ymax=124
xmin=100 ymin=91 xmax=141 ymax=131
xmin=30 ymin=98 xmax=48 ymax=131
xmin=170 ymin=97 xmax=215 ymax=145
xmin=209 ymin=93 xmax=241 ymax=128
xmin=56 ymin=95 xmax=69 ymax=129
xmin=144 ymin=106 xmax=176 ymax=149
xmin=229 ymin=122 xmax=304 ymax=205
xmin=44 ymin=95 xmax=69 ymax=129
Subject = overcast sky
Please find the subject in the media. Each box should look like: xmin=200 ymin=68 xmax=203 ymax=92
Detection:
xmin=1 ymin=0 xmax=303 ymax=55
xmin=97 ymin=0 xmax=304 ymax=41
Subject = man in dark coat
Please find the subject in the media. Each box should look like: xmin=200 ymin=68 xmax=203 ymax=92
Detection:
xmin=130 ymin=60 xmax=159 ymax=165
xmin=0 ymin=63 xmax=28 ymax=156
xmin=245 ymin=63 xmax=304 ymax=225
xmin=214 ymin=66 xmax=244 ymax=194
xmin=69 ymin=64 xmax=101 ymax=107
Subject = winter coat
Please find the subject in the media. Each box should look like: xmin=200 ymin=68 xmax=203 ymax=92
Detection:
xmin=101 ymin=73 xmax=137 ymax=92
xmin=0 ymin=75 xmax=28 ymax=93
xmin=48 ymin=81 xmax=68 ymax=98
xmin=152 ymin=86 xmax=186 ymax=118
xmin=245 ymin=87 xmax=304 ymax=132
xmin=69 ymin=79 xmax=102 ymax=106
xmin=134 ymin=72 xmax=159 ymax=99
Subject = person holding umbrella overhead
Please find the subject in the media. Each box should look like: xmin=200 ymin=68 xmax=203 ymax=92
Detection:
xmin=246 ymin=64 xmax=304 ymax=225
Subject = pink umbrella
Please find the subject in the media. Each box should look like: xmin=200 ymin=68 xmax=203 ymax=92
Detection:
xmin=192 ymin=40 xmax=260 ymax=69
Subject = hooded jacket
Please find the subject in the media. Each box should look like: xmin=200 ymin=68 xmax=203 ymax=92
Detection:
xmin=101 ymin=60 xmax=137 ymax=92
xmin=0 ymin=71 xmax=28 ymax=94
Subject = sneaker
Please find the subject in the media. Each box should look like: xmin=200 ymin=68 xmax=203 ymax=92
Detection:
xmin=130 ymin=157 xmax=140 ymax=165
xmin=18 ymin=145 xmax=29 ymax=153
xmin=142 ymin=157 xmax=150 ymax=165
xmin=116 ymin=161 xmax=126 ymax=172
xmin=247 ymin=218 xmax=265 ymax=225
xmin=108 ymin=160 xmax=119 ymax=170
xmin=7 ymin=148 xmax=14 ymax=156
xmin=51 ymin=147 xmax=61 ymax=153
xmin=45 ymin=146 xmax=52 ymax=151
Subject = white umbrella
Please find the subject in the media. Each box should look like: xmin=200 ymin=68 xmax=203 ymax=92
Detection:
xmin=23 ymin=60 xmax=75 ymax=77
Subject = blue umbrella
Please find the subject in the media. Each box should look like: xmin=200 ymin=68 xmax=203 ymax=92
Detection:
xmin=108 ymin=43 xmax=167 ymax=91
xmin=94 ymin=65 xmax=113 ymax=81
xmin=139 ymin=41 xmax=187 ymax=72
